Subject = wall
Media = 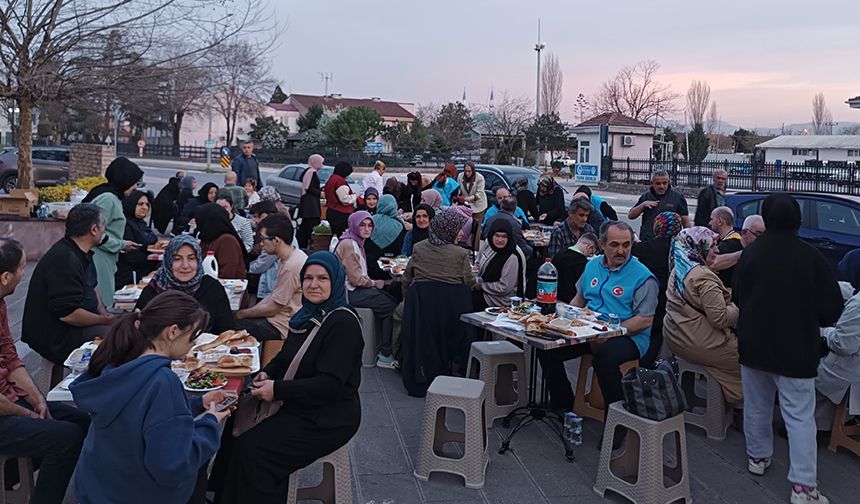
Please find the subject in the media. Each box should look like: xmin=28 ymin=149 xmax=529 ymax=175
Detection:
xmin=0 ymin=217 xmax=65 ymax=261
xmin=69 ymin=144 xmax=114 ymax=181
xmin=608 ymin=133 xmax=652 ymax=160
xmin=764 ymin=147 xmax=860 ymax=164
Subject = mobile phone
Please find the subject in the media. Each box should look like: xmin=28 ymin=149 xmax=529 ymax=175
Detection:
xmin=214 ymin=396 xmax=238 ymax=412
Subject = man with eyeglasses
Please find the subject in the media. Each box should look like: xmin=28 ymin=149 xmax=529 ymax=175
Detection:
xmin=712 ymin=214 xmax=766 ymax=275
xmin=234 ymin=214 xmax=307 ymax=341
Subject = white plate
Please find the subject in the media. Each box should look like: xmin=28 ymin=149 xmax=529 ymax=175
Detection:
xmin=183 ymin=373 xmax=228 ymax=392
xmin=485 ymin=307 xmax=504 ymax=316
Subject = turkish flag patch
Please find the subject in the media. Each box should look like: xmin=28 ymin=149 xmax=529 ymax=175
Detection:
xmin=612 ymin=286 xmax=624 ymax=296
xmin=591 ymin=278 xmax=598 ymax=287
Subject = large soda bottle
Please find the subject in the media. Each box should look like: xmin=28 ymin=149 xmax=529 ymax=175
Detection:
xmin=536 ymin=258 xmax=558 ymax=315
xmin=202 ymin=250 xmax=220 ymax=279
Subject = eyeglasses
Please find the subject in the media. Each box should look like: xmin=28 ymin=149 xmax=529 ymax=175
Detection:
xmin=260 ymin=234 xmax=276 ymax=241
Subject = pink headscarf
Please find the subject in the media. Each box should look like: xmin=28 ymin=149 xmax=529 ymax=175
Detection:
xmin=302 ymin=153 xmax=325 ymax=194
xmin=451 ymin=204 xmax=473 ymax=247
xmin=420 ymin=189 xmax=443 ymax=210
xmin=338 ymin=210 xmax=373 ymax=254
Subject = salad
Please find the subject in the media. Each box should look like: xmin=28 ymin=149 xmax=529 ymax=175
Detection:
xmin=184 ymin=370 xmax=226 ymax=390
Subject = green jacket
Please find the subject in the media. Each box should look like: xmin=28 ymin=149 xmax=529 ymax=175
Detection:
xmin=91 ymin=192 xmax=127 ymax=306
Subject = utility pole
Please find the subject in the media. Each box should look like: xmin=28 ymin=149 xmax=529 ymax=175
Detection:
xmin=319 ymin=72 xmax=333 ymax=96
xmin=206 ymin=91 xmax=213 ymax=170
xmin=534 ymin=19 xmax=545 ymax=168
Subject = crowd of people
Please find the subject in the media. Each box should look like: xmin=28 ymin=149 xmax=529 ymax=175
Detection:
xmin=1 ymin=150 xmax=858 ymax=504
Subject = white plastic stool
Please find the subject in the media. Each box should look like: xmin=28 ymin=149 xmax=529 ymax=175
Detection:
xmin=286 ymin=443 xmax=353 ymax=504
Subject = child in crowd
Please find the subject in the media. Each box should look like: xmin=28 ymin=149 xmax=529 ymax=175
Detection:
xmin=245 ymin=179 xmax=261 ymax=207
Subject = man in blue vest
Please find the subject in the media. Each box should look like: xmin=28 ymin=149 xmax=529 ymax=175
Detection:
xmin=539 ymin=221 xmax=658 ymax=421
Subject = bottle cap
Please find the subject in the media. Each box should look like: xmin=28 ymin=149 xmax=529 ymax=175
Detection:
xmin=206 ymin=251 xmax=215 ymax=256
xmin=544 ymin=258 xmax=551 ymax=262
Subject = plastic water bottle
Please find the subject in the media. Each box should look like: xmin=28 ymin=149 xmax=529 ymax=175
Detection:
xmin=536 ymin=258 xmax=558 ymax=315
xmin=563 ymin=412 xmax=583 ymax=446
xmin=202 ymin=251 xmax=219 ymax=279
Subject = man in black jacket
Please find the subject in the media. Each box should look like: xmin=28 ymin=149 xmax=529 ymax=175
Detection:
xmin=552 ymin=233 xmax=598 ymax=303
xmin=694 ymin=169 xmax=728 ymax=226
xmin=733 ymin=193 xmax=842 ymax=504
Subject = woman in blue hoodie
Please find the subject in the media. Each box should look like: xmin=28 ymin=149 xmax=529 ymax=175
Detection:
xmin=70 ymin=290 xmax=234 ymax=504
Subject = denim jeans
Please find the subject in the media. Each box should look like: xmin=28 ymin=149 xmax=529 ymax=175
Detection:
xmin=741 ymin=365 xmax=817 ymax=486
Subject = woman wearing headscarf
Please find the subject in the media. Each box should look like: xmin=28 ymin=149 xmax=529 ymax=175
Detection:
xmin=401 ymin=204 xmax=435 ymax=256
xmin=401 ymin=171 xmax=423 ymax=213
xmin=420 ymin=188 xmax=443 ymax=211
xmin=175 ymin=175 xmax=197 ymax=216
xmin=512 ymin=176 xmax=538 ymax=222
xmin=431 ymin=163 xmax=461 ymax=206
xmin=297 ymin=153 xmax=324 ymax=249
xmin=457 ymin=162 xmax=488 ymax=250
xmin=195 ymin=203 xmax=248 ymax=280
xmin=82 ymin=157 xmax=144 ymax=305
xmin=450 ymin=203 xmax=474 ymax=249
xmin=258 ymin=185 xmax=289 ymax=216
xmin=176 ymin=182 xmax=218 ymax=234
xmin=357 ymin=187 xmax=380 ymax=215
xmin=535 ymin=174 xmax=565 ymax=225
xmin=151 ymin=174 xmax=181 ymax=234
xmin=334 ymin=211 xmax=398 ymax=368
xmin=323 ymin=161 xmax=357 ymax=237
xmin=135 ymin=235 xmax=234 ymax=334
xmin=383 ymin=176 xmax=403 ymax=202
xmin=663 ymin=226 xmax=742 ymax=403
xmin=210 ymin=252 xmax=363 ymax=504
xmin=115 ymin=190 xmax=158 ymax=287
xmin=474 ymin=218 xmax=526 ymax=310
xmin=366 ymin=194 xmax=407 ymax=262
xmin=837 ymin=248 xmax=860 ymax=294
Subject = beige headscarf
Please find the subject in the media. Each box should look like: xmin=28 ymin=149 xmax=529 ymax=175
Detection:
xmin=302 ymin=153 xmax=325 ymax=195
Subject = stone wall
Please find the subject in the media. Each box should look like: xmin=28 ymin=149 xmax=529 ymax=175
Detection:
xmin=0 ymin=217 xmax=65 ymax=261
xmin=69 ymin=144 xmax=114 ymax=182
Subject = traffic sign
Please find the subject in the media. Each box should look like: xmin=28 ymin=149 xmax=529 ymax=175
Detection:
xmin=204 ymin=139 xmax=216 ymax=148
xmin=365 ymin=141 xmax=383 ymax=154
xmin=220 ymin=146 xmax=231 ymax=157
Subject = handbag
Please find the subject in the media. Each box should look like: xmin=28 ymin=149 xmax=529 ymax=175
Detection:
xmin=620 ymin=357 xmax=688 ymax=421
xmin=231 ymin=307 xmax=353 ymax=436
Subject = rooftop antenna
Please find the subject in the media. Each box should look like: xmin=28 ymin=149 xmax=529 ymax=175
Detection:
xmin=319 ymin=72 xmax=333 ymax=96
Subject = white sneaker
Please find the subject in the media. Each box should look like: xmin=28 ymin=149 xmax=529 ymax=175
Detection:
xmin=790 ymin=485 xmax=829 ymax=504
xmin=748 ymin=457 xmax=771 ymax=476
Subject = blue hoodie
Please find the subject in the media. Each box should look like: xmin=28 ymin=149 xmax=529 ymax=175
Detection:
xmin=69 ymin=354 xmax=221 ymax=504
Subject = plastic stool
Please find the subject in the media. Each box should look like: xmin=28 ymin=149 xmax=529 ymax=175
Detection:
xmin=594 ymin=402 xmax=691 ymax=504
xmin=828 ymin=393 xmax=860 ymax=457
xmin=286 ymin=443 xmax=353 ymax=504
xmin=414 ymin=376 xmax=488 ymax=488
xmin=573 ymin=355 xmax=638 ymax=422
xmin=0 ymin=456 xmax=34 ymax=504
xmin=466 ymin=341 xmax=526 ymax=428
xmin=354 ymin=307 xmax=380 ymax=367
xmin=677 ymin=358 xmax=733 ymax=440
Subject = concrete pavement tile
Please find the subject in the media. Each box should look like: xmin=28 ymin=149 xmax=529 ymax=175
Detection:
xmin=361 ymin=392 xmax=395 ymax=427
xmin=359 ymin=367 xmax=382 ymax=393
xmin=357 ymin=473 xmax=424 ymax=504
xmin=481 ymin=468 xmax=547 ymax=504
xmin=351 ymin=426 xmax=413 ymax=476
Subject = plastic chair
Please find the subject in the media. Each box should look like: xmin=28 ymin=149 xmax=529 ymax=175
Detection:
xmin=354 ymin=307 xmax=379 ymax=367
xmin=573 ymin=354 xmax=638 ymax=422
xmin=414 ymin=376 xmax=488 ymax=488
xmin=0 ymin=456 xmax=34 ymax=504
xmin=677 ymin=358 xmax=733 ymax=440
xmin=466 ymin=341 xmax=527 ymax=428
xmin=286 ymin=443 xmax=353 ymax=504
xmin=593 ymin=402 xmax=691 ymax=504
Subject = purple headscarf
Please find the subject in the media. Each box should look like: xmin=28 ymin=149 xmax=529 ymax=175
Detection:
xmin=450 ymin=204 xmax=473 ymax=247
xmin=339 ymin=210 xmax=373 ymax=253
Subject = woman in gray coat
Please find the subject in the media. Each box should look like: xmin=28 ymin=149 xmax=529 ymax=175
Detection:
xmin=815 ymin=280 xmax=860 ymax=430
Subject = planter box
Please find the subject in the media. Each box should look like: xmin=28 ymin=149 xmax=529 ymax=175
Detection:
xmin=310 ymin=233 xmax=333 ymax=252
xmin=1 ymin=217 xmax=66 ymax=260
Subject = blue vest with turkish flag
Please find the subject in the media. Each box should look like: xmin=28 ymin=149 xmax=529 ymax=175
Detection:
xmin=580 ymin=256 xmax=655 ymax=357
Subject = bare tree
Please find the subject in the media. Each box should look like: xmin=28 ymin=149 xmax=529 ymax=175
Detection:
xmin=812 ymin=92 xmax=833 ymax=135
xmin=591 ymin=60 xmax=680 ymax=123
xmin=475 ymin=93 xmax=533 ymax=163
xmin=540 ymin=52 xmax=563 ymax=115
xmin=686 ymin=80 xmax=710 ymax=126
xmin=706 ymin=101 xmax=719 ymax=135
xmin=0 ymin=0 xmax=276 ymax=189
xmin=209 ymin=41 xmax=276 ymax=146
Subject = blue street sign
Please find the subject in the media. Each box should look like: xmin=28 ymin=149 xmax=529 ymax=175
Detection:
xmin=574 ymin=163 xmax=600 ymax=185
xmin=365 ymin=141 xmax=383 ymax=154
xmin=220 ymin=146 xmax=231 ymax=157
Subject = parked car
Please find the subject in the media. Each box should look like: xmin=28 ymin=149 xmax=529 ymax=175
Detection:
xmin=408 ymin=155 xmax=423 ymax=167
xmin=725 ymin=191 xmax=860 ymax=267
xmin=554 ymin=155 xmax=576 ymax=167
xmin=455 ymin=164 xmax=567 ymax=208
xmin=265 ymin=164 xmax=359 ymax=207
xmin=0 ymin=146 xmax=71 ymax=193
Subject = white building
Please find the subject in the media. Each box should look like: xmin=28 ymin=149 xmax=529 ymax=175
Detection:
xmin=848 ymin=95 xmax=860 ymax=109
xmin=755 ymin=135 xmax=860 ymax=164
xmin=569 ymin=112 xmax=654 ymax=184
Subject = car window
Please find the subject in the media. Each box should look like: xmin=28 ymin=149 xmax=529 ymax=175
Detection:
xmin=815 ymin=200 xmax=860 ymax=237
xmin=737 ymin=200 xmax=761 ymax=223
xmin=481 ymin=172 xmax=505 ymax=192
xmin=291 ymin=167 xmax=306 ymax=181
xmin=279 ymin=166 xmax=298 ymax=180
xmin=54 ymin=150 xmax=70 ymax=162
xmin=32 ymin=150 xmax=51 ymax=161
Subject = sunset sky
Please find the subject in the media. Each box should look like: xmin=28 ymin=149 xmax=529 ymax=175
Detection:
xmin=273 ymin=0 xmax=860 ymax=128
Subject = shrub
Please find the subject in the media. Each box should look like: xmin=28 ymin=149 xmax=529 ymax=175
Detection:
xmin=40 ymin=184 xmax=73 ymax=202
xmin=73 ymin=176 xmax=107 ymax=193
xmin=312 ymin=224 xmax=332 ymax=234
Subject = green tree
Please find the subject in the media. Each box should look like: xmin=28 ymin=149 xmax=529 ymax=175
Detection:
xmin=382 ymin=119 xmax=430 ymax=153
xmin=525 ymin=112 xmax=569 ymax=155
xmin=324 ymin=106 xmax=383 ymax=150
xmin=430 ymin=102 xmax=473 ymax=152
xmin=270 ymin=85 xmax=287 ymax=104
xmin=249 ymin=116 xmax=289 ymax=149
xmin=297 ymin=105 xmax=325 ymax=132
xmin=730 ymin=128 xmax=760 ymax=153
xmin=688 ymin=123 xmax=709 ymax=163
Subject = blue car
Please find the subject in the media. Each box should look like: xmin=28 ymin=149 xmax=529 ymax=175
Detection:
xmin=724 ymin=192 xmax=860 ymax=267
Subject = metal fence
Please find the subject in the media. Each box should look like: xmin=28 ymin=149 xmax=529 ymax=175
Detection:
xmin=603 ymin=157 xmax=860 ymax=196
xmin=115 ymin=142 xmax=481 ymax=168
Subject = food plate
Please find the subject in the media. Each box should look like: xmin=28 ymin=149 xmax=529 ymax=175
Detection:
xmin=485 ymin=307 xmax=505 ymax=315
xmin=183 ymin=370 xmax=228 ymax=392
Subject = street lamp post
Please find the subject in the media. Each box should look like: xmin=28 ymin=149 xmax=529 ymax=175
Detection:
xmin=534 ymin=19 xmax=545 ymax=168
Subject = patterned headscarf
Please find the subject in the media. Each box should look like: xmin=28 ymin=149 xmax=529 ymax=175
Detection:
xmin=450 ymin=203 xmax=473 ymax=247
xmin=538 ymin=174 xmax=557 ymax=196
xmin=654 ymin=211 xmax=683 ymax=239
xmin=258 ymin=185 xmax=280 ymax=203
xmin=428 ymin=208 xmax=469 ymax=246
xmin=151 ymin=234 xmax=204 ymax=295
xmin=670 ymin=226 xmax=719 ymax=299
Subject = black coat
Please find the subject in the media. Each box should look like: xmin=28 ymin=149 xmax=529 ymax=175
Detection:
xmin=732 ymin=232 xmax=843 ymax=378
xmin=115 ymin=218 xmax=158 ymax=287
xmin=152 ymin=177 xmax=180 ymax=233
xmin=365 ymin=229 xmax=407 ymax=280
xmin=298 ymin=170 xmax=322 ymax=220
xmin=400 ymin=281 xmax=476 ymax=397
xmin=694 ymin=185 xmax=720 ymax=227
xmin=552 ymin=247 xmax=589 ymax=304
xmin=536 ymin=188 xmax=565 ymax=224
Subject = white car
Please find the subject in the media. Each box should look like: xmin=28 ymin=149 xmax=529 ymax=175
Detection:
xmin=554 ymin=156 xmax=576 ymax=167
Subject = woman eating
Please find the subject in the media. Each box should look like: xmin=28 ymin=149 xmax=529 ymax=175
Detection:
xmin=211 ymin=252 xmax=363 ymax=504
xmin=257 ymin=185 xmax=289 ymax=216
xmin=323 ymin=161 xmax=358 ymax=236
xmin=334 ymin=211 xmax=398 ymax=368
xmin=195 ymin=203 xmax=249 ymax=280
xmin=663 ymin=227 xmax=742 ymax=403
xmin=82 ymin=156 xmax=144 ymax=306
xmin=431 ymin=163 xmax=461 ymax=206
xmin=535 ymin=174 xmax=565 ymax=225
xmin=401 ymin=204 xmax=435 ymax=256
xmin=135 ymin=235 xmax=235 ymax=334
xmin=473 ymin=218 xmax=526 ymax=311
xmin=70 ymin=291 xmax=233 ymax=504
xmin=115 ymin=190 xmax=158 ymax=287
